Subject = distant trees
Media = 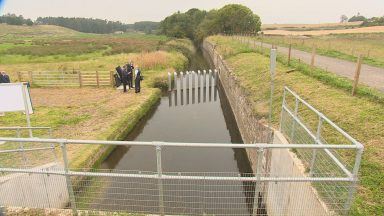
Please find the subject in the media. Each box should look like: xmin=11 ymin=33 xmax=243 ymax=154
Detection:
xmin=0 ymin=14 xmax=33 ymax=26
xmin=348 ymin=13 xmax=367 ymax=22
xmin=340 ymin=15 xmax=348 ymax=23
xmin=133 ymin=21 xmax=159 ymax=34
xmin=159 ymin=4 xmax=261 ymax=42
xmin=36 ymin=17 xmax=130 ymax=34
xmin=363 ymin=16 xmax=384 ymax=27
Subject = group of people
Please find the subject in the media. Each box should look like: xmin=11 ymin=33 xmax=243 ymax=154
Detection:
xmin=0 ymin=71 xmax=10 ymax=83
xmin=115 ymin=61 xmax=142 ymax=93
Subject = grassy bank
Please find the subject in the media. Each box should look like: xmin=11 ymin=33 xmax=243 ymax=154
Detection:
xmin=252 ymin=33 xmax=384 ymax=68
xmin=208 ymin=35 xmax=384 ymax=215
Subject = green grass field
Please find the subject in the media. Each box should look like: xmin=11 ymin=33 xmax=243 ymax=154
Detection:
xmin=0 ymin=24 xmax=190 ymax=170
xmin=253 ymin=33 xmax=384 ymax=68
xmin=208 ymin=35 xmax=384 ymax=215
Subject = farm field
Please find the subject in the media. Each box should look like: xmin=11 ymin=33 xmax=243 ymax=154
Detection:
xmin=208 ymin=35 xmax=384 ymax=215
xmin=261 ymin=21 xmax=363 ymax=31
xmin=253 ymin=33 xmax=384 ymax=68
xmin=262 ymin=25 xmax=384 ymax=36
xmin=0 ymin=24 xmax=189 ymax=169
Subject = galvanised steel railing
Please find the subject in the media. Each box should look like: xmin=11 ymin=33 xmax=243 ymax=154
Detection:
xmin=0 ymin=137 xmax=362 ymax=215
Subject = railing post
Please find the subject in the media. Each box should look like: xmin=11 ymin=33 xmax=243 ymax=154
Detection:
xmin=60 ymin=141 xmax=78 ymax=216
xmin=156 ymin=144 xmax=165 ymax=216
xmin=279 ymin=87 xmax=287 ymax=131
xmin=290 ymin=97 xmax=299 ymax=142
xmin=310 ymin=116 xmax=323 ymax=176
xmin=344 ymin=144 xmax=363 ymax=213
xmin=16 ymin=128 xmax=27 ymax=168
xmin=252 ymin=148 xmax=264 ymax=216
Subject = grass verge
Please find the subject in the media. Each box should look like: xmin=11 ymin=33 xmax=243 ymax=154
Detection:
xmin=208 ymin=35 xmax=384 ymax=215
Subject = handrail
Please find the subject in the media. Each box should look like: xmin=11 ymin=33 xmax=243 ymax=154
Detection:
xmin=0 ymin=137 xmax=360 ymax=149
xmin=284 ymin=86 xmax=362 ymax=147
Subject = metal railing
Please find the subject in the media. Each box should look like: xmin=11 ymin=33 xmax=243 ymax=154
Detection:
xmin=0 ymin=137 xmax=362 ymax=215
xmin=279 ymin=86 xmax=364 ymax=213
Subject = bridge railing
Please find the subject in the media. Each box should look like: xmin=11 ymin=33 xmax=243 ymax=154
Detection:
xmin=0 ymin=136 xmax=362 ymax=215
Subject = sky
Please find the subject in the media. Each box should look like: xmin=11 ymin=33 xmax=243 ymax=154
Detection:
xmin=0 ymin=0 xmax=383 ymax=24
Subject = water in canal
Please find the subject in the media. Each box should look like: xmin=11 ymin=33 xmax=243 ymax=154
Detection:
xmin=94 ymin=49 xmax=256 ymax=215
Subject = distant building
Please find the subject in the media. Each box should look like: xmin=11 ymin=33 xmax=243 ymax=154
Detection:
xmin=114 ymin=31 xmax=124 ymax=34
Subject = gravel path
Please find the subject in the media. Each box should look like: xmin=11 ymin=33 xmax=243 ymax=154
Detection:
xmin=244 ymin=39 xmax=384 ymax=92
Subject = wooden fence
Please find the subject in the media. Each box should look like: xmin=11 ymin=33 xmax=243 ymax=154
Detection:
xmin=17 ymin=71 xmax=115 ymax=87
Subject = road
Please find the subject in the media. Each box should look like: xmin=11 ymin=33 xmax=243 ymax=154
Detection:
xmin=242 ymin=39 xmax=384 ymax=92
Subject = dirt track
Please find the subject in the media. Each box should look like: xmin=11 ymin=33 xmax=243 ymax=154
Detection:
xmin=246 ymin=40 xmax=384 ymax=92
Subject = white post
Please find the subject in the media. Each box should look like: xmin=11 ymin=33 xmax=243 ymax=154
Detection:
xmin=188 ymin=72 xmax=192 ymax=105
xmin=208 ymin=70 xmax=213 ymax=101
xmin=198 ymin=70 xmax=202 ymax=103
xmin=182 ymin=72 xmax=187 ymax=106
xmin=21 ymin=84 xmax=32 ymax=137
xmin=214 ymin=69 xmax=218 ymax=101
xmin=168 ymin=72 xmax=171 ymax=91
xmin=269 ymin=49 xmax=277 ymax=143
xmin=176 ymin=73 xmax=181 ymax=106
xmin=156 ymin=145 xmax=165 ymax=216
xmin=194 ymin=71 xmax=198 ymax=104
xmin=174 ymin=72 xmax=178 ymax=90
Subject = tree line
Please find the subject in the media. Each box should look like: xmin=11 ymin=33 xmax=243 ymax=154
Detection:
xmin=341 ymin=13 xmax=384 ymax=26
xmin=0 ymin=14 xmax=159 ymax=34
xmin=0 ymin=13 xmax=33 ymax=26
xmin=159 ymin=4 xmax=261 ymax=42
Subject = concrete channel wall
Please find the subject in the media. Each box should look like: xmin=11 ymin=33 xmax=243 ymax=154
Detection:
xmin=202 ymin=40 xmax=330 ymax=215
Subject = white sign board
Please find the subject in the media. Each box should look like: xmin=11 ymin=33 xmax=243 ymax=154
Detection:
xmin=0 ymin=83 xmax=33 ymax=114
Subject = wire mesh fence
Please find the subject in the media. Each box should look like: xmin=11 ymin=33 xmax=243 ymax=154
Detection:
xmin=0 ymin=138 xmax=362 ymax=216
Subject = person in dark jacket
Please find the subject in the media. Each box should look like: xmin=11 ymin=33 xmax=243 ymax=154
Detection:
xmin=0 ymin=72 xmax=10 ymax=83
xmin=126 ymin=61 xmax=134 ymax=89
xmin=134 ymin=66 xmax=142 ymax=93
xmin=121 ymin=65 xmax=129 ymax=92
xmin=115 ymin=66 xmax=123 ymax=81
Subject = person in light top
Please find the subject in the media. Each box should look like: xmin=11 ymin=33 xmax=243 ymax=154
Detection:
xmin=134 ymin=66 xmax=142 ymax=93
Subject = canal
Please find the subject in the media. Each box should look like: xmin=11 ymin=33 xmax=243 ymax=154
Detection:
xmin=94 ymin=48 xmax=255 ymax=215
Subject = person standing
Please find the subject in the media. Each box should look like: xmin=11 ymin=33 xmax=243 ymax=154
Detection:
xmin=3 ymin=72 xmax=10 ymax=83
xmin=0 ymin=71 xmax=10 ymax=83
xmin=135 ymin=66 xmax=142 ymax=93
xmin=126 ymin=61 xmax=134 ymax=89
xmin=121 ymin=65 xmax=129 ymax=93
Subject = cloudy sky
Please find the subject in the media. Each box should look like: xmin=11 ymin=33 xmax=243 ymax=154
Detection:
xmin=1 ymin=0 xmax=383 ymax=24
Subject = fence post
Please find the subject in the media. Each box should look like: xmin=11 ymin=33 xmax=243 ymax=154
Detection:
xmin=78 ymin=71 xmax=83 ymax=88
xmin=28 ymin=71 xmax=33 ymax=85
xmin=156 ymin=144 xmax=165 ymax=216
xmin=290 ymin=98 xmax=299 ymax=142
xmin=352 ymin=55 xmax=363 ymax=96
xmin=96 ymin=71 xmax=100 ymax=87
xmin=17 ymin=72 xmax=22 ymax=82
xmin=252 ymin=148 xmax=264 ymax=216
xmin=60 ymin=141 xmax=78 ymax=216
xmin=110 ymin=71 xmax=114 ymax=87
xmin=311 ymin=45 xmax=316 ymax=68
xmin=279 ymin=88 xmax=287 ymax=131
xmin=288 ymin=44 xmax=292 ymax=65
